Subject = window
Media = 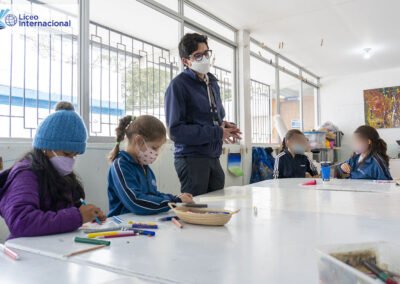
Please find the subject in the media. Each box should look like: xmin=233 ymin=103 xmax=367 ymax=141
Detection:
xmin=184 ymin=3 xmax=235 ymax=42
xmin=250 ymin=55 xmax=275 ymax=144
xmin=89 ymin=0 xmax=180 ymax=136
xmin=279 ymin=71 xmax=301 ymax=131
xmin=303 ymin=84 xmax=317 ymax=130
xmin=0 ymin=0 xmax=78 ymax=138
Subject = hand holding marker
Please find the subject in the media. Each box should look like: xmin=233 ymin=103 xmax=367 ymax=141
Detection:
xmin=80 ymin=198 xmax=102 ymax=225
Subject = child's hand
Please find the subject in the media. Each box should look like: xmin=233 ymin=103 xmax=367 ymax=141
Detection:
xmin=340 ymin=163 xmax=351 ymax=174
xmin=179 ymin=193 xmax=195 ymax=204
xmin=79 ymin=204 xmax=104 ymax=224
xmin=305 ymin=172 xmax=312 ymax=178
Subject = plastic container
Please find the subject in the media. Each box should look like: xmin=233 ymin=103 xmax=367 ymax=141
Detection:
xmin=316 ymin=242 xmax=400 ymax=284
xmin=334 ymin=131 xmax=344 ymax=147
xmin=304 ymin=131 xmax=326 ymax=149
xmin=320 ymin=162 xmax=332 ymax=181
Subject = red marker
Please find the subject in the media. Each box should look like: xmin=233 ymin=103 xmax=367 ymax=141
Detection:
xmin=0 ymin=244 xmax=20 ymax=260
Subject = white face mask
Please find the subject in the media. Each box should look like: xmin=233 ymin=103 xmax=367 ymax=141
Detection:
xmin=189 ymin=56 xmax=210 ymax=75
xmin=137 ymin=139 xmax=158 ymax=165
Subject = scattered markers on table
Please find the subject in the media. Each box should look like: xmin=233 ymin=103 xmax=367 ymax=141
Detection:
xmin=171 ymin=217 xmax=183 ymax=229
xmin=0 ymin=244 xmax=20 ymax=260
xmin=80 ymin=198 xmax=102 ymax=225
xmin=64 ymin=245 xmax=106 ymax=258
xmin=83 ymin=226 xmax=123 ymax=234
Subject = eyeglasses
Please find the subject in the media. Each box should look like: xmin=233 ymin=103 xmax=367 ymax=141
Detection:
xmin=190 ymin=50 xmax=213 ymax=61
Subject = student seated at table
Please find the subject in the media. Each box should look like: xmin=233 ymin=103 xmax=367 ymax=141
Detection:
xmin=0 ymin=104 xmax=106 ymax=240
xmin=107 ymin=115 xmax=194 ymax=216
xmin=273 ymin=129 xmax=319 ymax=179
xmin=337 ymin=125 xmax=392 ymax=180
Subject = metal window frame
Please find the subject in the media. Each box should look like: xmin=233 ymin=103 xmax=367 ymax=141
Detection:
xmin=249 ymin=37 xmax=321 ymax=137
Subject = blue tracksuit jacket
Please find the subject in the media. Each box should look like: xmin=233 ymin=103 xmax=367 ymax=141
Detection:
xmin=273 ymin=149 xmax=318 ymax=179
xmin=107 ymin=151 xmax=181 ymax=216
xmin=164 ymin=68 xmax=225 ymax=158
xmin=339 ymin=153 xmax=392 ymax=180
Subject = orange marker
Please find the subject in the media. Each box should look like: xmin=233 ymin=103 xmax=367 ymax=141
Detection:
xmin=171 ymin=217 xmax=183 ymax=229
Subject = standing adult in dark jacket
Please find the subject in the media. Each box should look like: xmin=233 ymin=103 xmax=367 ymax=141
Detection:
xmin=165 ymin=33 xmax=241 ymax=196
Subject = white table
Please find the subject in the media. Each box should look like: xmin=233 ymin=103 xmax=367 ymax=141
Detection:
xmin=5 ymin=179 xmax=400 ymax=283
xmin=0 ymin=247 xmax=151 ymax=284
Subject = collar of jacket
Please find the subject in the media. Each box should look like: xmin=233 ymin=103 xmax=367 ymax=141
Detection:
xmin=119 ymin=150 xmax=141 ymax=166
xmin=183 ymin=68 xmax=218 ymax=83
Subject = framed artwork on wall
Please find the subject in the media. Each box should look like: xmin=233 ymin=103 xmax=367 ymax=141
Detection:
xmin=364 ymin=86 xmax=400 ymax=128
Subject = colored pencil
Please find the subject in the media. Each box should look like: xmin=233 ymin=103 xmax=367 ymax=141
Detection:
xmin=112 ymin=216 xmax=123 ymax=224
xmin=171 ymin=217 xmax=183 ymax=229
xmin=64 ymin=245 xmax=106 ymax=257
xmin=0 ymin=244 xmax=19 ymax=260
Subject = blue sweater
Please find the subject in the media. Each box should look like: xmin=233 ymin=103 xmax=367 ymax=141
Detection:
xmin=339 ymin=153 xmax=392 ymax=180
xmin=165 ymin=68 xmax=225 ymax=158
xmin=107 ymin=151 xmax=181 ymax=216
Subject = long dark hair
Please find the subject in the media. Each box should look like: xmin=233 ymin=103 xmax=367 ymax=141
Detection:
xmin=108 ymin=115 xmax=167 ymax=162
xmin=280 ymin=129 xmax=304 ymax=153
xmin=354 ymin=125 xmax=390 ymax=167
xmin=21 ymin=148 xmax=84 ymax=211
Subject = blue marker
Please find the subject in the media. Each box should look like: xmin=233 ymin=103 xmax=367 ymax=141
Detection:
xmin=80 ymin=198 xmax=102 ymax=225
xmin=127 ymin=228 xmax=155 ymax=236
xmin=113 ymin=215 xmax=123 ymax=224
xmin=158 ymin=216 xmax=179 ymax=221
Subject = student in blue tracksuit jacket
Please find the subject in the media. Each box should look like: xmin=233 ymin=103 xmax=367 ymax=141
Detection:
xmin=338 ymin=125 xmax=392 ymax=180
xmin=107 ymin=115 xmax=194 ymax=216
xmin=274 ymin=129 xmax=319 ymax=179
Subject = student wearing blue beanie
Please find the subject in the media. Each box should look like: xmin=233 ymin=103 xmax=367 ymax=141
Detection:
xmin=0 ymin=106 xmax=106 ymax=239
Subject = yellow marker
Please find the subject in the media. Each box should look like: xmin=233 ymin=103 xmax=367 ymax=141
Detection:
xmin=128 ymin=221 xmax=133 ymax=224
xmin=87 ymin=232 xmax=119 ymax=238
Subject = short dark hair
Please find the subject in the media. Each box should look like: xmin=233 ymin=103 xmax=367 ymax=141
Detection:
xmin=178 ymin=33 xmax=208 ymax=59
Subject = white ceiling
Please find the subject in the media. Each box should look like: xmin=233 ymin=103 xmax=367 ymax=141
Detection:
xmin=190 ymin=0 xmax=400 ymax=78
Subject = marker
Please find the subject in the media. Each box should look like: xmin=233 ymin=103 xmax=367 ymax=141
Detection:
xmin=171 ymin=217 xmax=183 ymax=229
xmin=362 ymin=261 xmax=398 ymax=284
xmin=87 ymin=231 xmax=119 ymax=238
xmin=74 ymin=237 xmax=110 ymax=246
xmin=128 ymin=229 xmax=156 ymax=237
xmin=64 ymin=245 xmax=106 ymax=258
xmin=99 ymin=233 xmax=137 ymax=239
xmin=83 ymin=226 xmax=122 ymax=234
xmin=112 ymin=216 xmax=123 ymax=224
xmin=0 ymin=244 xmax=20 ymax=260
xmin=131 ymin=224 xmax=158 ymax=229
xmin=158 ymin=216 xmax=179 ymax=221
xmin=80 ymin=198 xmax=102 ymax=225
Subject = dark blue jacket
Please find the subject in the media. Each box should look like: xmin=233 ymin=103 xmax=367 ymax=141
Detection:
xmin=107 ymin=151 xmax=181 ymax=216
xmin=339 ymin=153 xmax=392 ymax=180
xmin=165 ymin=68 xmax=225 ymax=158
xmin=273 ymin=149 xmax=318 ymax=179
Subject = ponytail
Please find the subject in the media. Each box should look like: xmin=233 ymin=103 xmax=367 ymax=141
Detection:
xmin=376 ymin=138 xmax=389 ymax=166
xmin=108 ymin=115 xmax=135 ymax=162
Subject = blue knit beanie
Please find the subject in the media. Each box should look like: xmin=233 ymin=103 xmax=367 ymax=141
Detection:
xmin=33 ymin=110 xmax=87 ymax=154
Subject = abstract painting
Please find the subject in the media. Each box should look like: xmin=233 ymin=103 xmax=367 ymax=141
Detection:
xmin=364 ymin=86 xmax=400 ymax=128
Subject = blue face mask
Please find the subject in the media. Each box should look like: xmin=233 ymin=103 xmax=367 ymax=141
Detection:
xmin=292 ymin=144 xmax=306 ymax=155
xmin=49 ymin=151 xmax=75 ymax=176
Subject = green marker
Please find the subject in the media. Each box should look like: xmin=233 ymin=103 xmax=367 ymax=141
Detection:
xmin=74 ymin=237 xmax=110 ymax=246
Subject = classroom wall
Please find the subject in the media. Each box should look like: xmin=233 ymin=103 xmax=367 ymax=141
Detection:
xmin=320 ymin=66 xmax=400 ymax=161
xmin=0 ymin=141 xmax=250 ymax=242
